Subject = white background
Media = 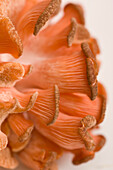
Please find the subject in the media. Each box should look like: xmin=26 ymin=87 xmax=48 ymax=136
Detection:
xmin=1 ymin=0 xmax=113 ymax=170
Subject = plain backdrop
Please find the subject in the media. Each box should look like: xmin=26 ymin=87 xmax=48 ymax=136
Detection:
xmin=1 ymin=0 xmax=113 ymax=170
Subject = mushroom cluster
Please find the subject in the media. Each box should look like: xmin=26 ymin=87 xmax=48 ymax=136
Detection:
xmin=0 ymin=0 xmax=106 ymax=170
